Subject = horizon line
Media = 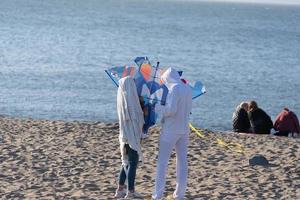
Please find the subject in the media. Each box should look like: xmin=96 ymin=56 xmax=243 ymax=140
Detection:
xmin=169 ymin=0 xmax=300 ymax=6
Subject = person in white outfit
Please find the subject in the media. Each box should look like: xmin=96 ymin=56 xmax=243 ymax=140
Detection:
xmin=152 ymin=67 xmax=193 ymax=200
xmin=114 ymin=76 xmax=145 ymax=199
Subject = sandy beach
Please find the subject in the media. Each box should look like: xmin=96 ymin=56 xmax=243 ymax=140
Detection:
xmin=0 ymin=116 xmax=299 ymax=199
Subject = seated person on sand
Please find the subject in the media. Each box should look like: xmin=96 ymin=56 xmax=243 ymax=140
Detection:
xmin=248 ymin=101 xmax=273 ymax=134
xmin=273 ymin=107 xmax=300 ymax=137
xmin=114 ymin=76 xmax=146 ymax=198
xmin=232 ymin=101 xmax=251 ymax=133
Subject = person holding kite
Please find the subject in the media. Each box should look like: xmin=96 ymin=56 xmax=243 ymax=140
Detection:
xmin=114 ymin=76 xmax=145 ymax=198
xmin=152 ymin=67 xmax=193 ymax=200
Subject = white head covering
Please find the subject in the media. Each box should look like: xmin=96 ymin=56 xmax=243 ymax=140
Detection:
xmin=161 ymin=67 xmax=183 ymax=90
xmin=117 ymin=76 xmax=145 ymax=164
xmin=117 ymin=76 xmax=144 ymax=122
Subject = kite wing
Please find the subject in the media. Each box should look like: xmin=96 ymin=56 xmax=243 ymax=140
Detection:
xmin=104 ymin=66 xmax=136 ymax=87
xmin=191 ymin=81 xmax=206 ymax=99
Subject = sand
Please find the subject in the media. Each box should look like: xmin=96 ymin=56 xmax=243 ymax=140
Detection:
xmin=0 ymin=116 xmax=299 ymax=199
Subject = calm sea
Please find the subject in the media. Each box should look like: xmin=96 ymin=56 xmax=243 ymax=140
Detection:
xmin=0 ymin=0 xmax=299 ymax=130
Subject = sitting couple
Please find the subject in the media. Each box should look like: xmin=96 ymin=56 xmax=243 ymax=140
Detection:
xmin=232 ymin=101 xmax=300 ymax=136
xmin=115 ymin=68 xmax=192 ymax=200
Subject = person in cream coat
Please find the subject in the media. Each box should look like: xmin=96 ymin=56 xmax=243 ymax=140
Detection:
xmin=114 ymin=76 xmax=145 ymax=199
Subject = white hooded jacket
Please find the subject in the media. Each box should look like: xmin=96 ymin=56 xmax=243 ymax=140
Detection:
xmin=158 ymin=67 xmax=193 ymax=135
xmin=117 ymin=76 xmax=145 ymax=164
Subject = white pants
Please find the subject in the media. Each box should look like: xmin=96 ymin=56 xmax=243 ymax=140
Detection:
xmin=152 ymin=133 xmax=189 ymax=200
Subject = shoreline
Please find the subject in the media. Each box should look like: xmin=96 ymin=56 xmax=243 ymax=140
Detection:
xmin=0 ymin=114 xmax=226 ymax=132
xmin=0 ymin=116 xmax=299 ymax=199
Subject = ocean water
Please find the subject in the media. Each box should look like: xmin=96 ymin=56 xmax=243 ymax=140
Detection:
xmin=0 ymin=0 xmax=299 ymax=131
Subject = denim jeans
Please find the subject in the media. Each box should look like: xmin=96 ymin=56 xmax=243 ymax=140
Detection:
xmin=118 ymin=144 xmax=139 ymax=191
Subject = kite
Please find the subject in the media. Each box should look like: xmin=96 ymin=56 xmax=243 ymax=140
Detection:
xmin=105 ymin=57 xmax=206 ymax=133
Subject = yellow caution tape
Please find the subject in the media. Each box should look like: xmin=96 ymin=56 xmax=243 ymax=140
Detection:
xmin=189 ymin=123 xmax=206 ymax=139
xmin=189 ymin=123 xmax=245 ymax=154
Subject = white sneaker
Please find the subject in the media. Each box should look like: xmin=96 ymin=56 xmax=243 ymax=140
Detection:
xmin=114 ymin=189 xmax=127 ymax=198
xmin=125 ymin=191 xmax=143 ymax=199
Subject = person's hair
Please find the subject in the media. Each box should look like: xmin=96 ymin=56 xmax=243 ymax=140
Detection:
xmin=248 ymin=101 xmax=258 ymax=111
xmin=239 ymin=101 xmax=249 ymax=111
xmin=283 ymin=107 xmax=289 ymax=112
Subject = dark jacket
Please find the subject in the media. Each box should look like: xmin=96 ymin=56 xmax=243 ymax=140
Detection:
xmin=248 ymin=108 xmax=273 ymax=134
xmin=232 ymin=108 xmax=251 ymax=132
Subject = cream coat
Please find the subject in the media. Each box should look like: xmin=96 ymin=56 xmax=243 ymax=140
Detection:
xmin=117 ymin=76 xmax=144 ymax=164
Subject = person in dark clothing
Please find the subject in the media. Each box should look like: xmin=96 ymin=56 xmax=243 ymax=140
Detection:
xmin=232 ymin=102 xmax=251 ymax=133
xmin=273 ymin=107 xmax=300 ymax=137
xmin=248 ymin=101 xmax=273 ymax=134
